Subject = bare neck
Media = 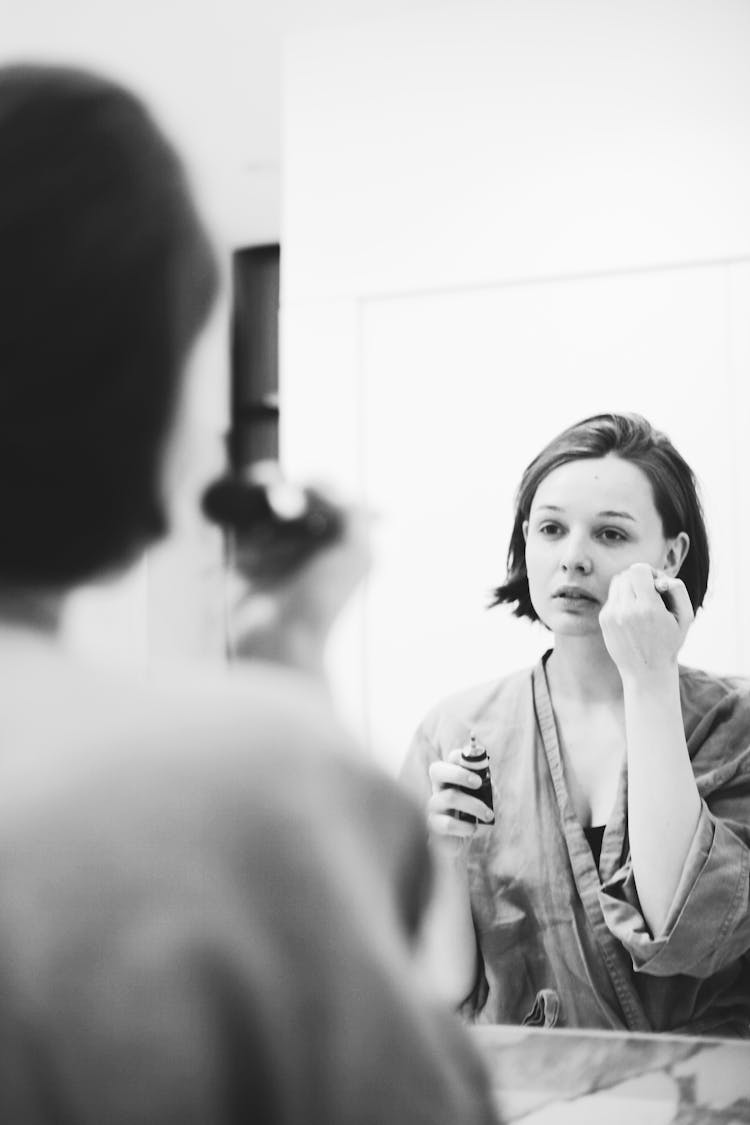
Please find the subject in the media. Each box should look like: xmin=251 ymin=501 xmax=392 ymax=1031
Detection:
xmin=545 ymin=633 xmax=624 ymax=706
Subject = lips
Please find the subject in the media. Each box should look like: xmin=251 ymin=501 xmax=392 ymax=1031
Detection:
xmin=553 ymin=586 xmax=598 ymax=603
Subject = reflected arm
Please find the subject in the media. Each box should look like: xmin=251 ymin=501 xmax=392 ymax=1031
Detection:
xmin=400 ymin=730 xmax=482 ymax=1009
xmin=622 ymin=666 xmax=701 ymax=938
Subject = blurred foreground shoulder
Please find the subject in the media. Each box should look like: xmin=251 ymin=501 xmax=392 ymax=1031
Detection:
xmin=0 ymin=656 xmax=502 ymax=1124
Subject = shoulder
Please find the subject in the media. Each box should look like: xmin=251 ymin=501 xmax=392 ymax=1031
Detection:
xmin=411 ymin=663 xmax=537 ymax=753
xmin=143 ymin=663 xmax=417 ymax=831
xmin=0 ymin=651 xmax=404 ymax=847
xmin=0 ymin=656 xmax=497 ymax=1125
xmin=0 ymin=652 xmax=432 ymax=946
xmin=678 ymin=663 xmax=750 ymax=784
xmin=679 ymin=661 xmax=750 ymax=700
xmin=678 ymin=662 xmax=750 ymax=730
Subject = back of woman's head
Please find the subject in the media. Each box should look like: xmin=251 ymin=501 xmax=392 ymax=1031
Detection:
xmin=202 ymin=466 xmax=345 ymax=588
xmin=0 ymin=64 xmax=219 ymax=586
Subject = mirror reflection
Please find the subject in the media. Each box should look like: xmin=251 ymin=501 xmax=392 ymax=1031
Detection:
xmin=401 ymin=412 xmax=750 ymax=1036
xmin=202 ymin=462 xmax=372 ymax=689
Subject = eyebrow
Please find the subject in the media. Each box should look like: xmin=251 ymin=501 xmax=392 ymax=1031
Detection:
xmin=535 ymin=505 xmax=636 ymax=521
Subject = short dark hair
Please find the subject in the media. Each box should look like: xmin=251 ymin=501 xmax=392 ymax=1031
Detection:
xmin=0 ymin=64 xmax=219 ymax=586
xmin=490 ymin=412 xmax=710 ymax=621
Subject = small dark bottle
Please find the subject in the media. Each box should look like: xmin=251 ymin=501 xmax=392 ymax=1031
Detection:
xmin=448 ymin=733 xmax=495 ymax=825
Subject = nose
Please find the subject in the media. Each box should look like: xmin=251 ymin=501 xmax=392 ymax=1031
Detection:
xmin=560 ymin=536 xmax=593 ymax=576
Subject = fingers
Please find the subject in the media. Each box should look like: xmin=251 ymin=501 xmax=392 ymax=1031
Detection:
xmin=604 ymin=570 xmax=635 ymax=611
xmin=427 ymin=755 xmax=494 ymax=830
xmin=609 ymin=563 xmax=693 ymax=623
xmin=427 ymin=811 xmax=481 ymax=839
xmin=429 ymin=757 xmax=481 ymax=792
xmin=629 ymin=562 xmax=661 ymax=600
xmin=427 ymin=781 xmax=495 ymax=825
xmin=600 ymin=563 xmax=694 ymax=676
xmin=609 ymin=562 xmax=660 ymax=603
xmin=653 ymin=573 xmax=695 ymax=627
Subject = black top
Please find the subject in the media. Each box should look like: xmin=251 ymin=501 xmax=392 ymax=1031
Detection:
xmin=583 ymin=824 xmax=606 ymax=868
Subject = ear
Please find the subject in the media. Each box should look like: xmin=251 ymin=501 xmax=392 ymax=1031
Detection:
xmin=522 ymin=519 xmax=529 ymax=543
xmin=664 ymin=531 xmax=690 ymax=576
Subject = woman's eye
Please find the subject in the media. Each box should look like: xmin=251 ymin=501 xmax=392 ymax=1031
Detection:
xmin=538 ymin=523 xmax=562 ymax=537
xmin=598 ymin=527 xmax=627 ymax=543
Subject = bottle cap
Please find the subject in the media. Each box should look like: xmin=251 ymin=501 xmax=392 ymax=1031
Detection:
xmin=465 ymin=732 xmax=487 ymax=760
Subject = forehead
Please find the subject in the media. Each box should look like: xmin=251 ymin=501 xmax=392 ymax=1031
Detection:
xmin=530 ymin=455 xmax=658 ymax=518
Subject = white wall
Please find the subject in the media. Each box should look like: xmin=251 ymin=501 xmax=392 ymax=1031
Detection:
xmin=0 ymin=0 xmax=481 ymax=674
xmin=281 ymin=0 xmax=750 ymax=770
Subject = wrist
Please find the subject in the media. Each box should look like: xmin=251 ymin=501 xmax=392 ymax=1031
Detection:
xmin=619 ymin=660 xmax=680 ymax=699
xmin=429 ymin=831 xmax=471 ymax=870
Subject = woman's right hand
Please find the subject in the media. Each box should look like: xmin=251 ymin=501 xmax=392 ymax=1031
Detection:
xmin=427 ymin=748 xmax=494 ymax=853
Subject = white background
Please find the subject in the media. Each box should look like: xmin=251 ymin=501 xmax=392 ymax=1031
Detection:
xmin=281 ymin=0 xmax=750 ymax=770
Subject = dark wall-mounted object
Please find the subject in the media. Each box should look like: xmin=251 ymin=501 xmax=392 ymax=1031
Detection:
xmin=229 ymin=243 xmax=280 ymax=471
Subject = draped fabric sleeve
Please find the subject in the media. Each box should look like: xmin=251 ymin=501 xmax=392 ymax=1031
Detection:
xmin=599 ymin=679 xmax=750 ymax=979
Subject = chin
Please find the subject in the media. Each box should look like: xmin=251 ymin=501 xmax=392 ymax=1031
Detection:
xmin=544 ymin=609 xmax=601 ymax=637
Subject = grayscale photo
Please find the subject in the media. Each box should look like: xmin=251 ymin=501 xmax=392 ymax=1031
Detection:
xmin=0 ymin=1 xmax=748 ymax=1121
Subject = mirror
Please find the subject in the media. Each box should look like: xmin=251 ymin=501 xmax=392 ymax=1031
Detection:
xmin=277 ymin=0 xmax=750 ymax=1038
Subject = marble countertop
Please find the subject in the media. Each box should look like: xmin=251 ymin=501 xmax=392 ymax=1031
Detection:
xmin=470 ymin=1025 xmax=750 ymax=1123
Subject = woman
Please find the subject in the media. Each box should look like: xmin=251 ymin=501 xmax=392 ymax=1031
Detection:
xmin=401 ymin=412 xmax=750 ymax=1036
xmin=0 ymin=64 xmax=498 ymax=1124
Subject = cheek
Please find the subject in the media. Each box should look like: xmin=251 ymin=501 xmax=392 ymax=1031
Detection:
xmin=524 ymin=541 xmax=548 ymax=598
xmin=523 ymin=542 xmax=554 ymax=629
xmin=616 ymin=538 xmax=666 ymax=571
xmin=525 ymin=535 xmax=552 ymax=568
xmin=523 ymin=540 xmax=538 ymax=580
xmin=599 ymin=558 xmax=637 ymax=596
xmin=597 ymin=542 xmax=661 ymax=588
xmin=653 ymin=539 xmax=672 ymax=569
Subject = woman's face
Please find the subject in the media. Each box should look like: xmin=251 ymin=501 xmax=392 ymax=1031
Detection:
xmin=523 ymin=454 xmax=689 ymax=636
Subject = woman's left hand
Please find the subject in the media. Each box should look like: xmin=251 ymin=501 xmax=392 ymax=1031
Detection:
xmin=599 ymin=563 xmax=694 ymax=683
